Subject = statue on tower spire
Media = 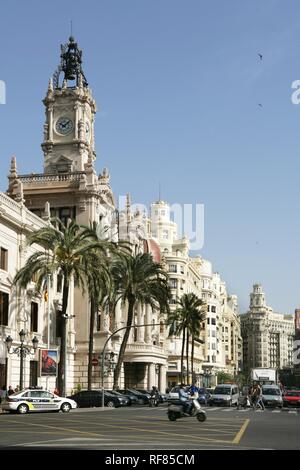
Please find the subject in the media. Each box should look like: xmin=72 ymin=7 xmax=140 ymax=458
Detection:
xmin=52 ymin=36 xmax=88 ymax=89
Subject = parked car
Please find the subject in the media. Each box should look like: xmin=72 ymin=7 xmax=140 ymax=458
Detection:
xmin=208 ymin=384 xmax=239 ymax=406
xmin=118 ymin=389 xmax=149 ymax=404
xmin=67 ymin=390 xmax=127 ymax=408
xmin=106 ymin=390 xmax=131 ymax=406
xmin=114 ymin=390 xmax=139 ymax=406
xmin=283 ymin=390 xmax=300 ymax=407
xmin=2 ymin=388 xmax=77 ymax=414
xmin=125 ymin=388 xmax=150 ymax=404
xmin=261 ymin=385 xmax=283 ymax=408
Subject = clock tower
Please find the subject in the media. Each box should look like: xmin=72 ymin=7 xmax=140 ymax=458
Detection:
xmin=42 ymin=36 xmax=96 ymax=173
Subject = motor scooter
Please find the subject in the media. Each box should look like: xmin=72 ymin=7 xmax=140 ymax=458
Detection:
xmin=167 ymin=397 xmax=207 ymax=422
xmin=149 ymin=395 xmax=159 ymax=407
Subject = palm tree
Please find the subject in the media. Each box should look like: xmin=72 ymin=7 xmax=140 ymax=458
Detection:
xmin=84 ymin=253 xmax=112 ymax=390
xmin=167 ymin=293 xmax=206 ymax=385
xmin=14 ymin=219 xmax=111 ymax=396
xmin=111 ymin=252 xmax=170 ymax=389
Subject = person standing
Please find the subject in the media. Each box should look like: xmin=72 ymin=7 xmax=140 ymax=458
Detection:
xmin=7 ymin=386 xmax=14 ymax=396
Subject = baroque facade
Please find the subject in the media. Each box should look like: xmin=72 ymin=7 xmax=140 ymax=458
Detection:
xmin=241 ymin=284 xmax=294 ymax=374
xmin=2 ymin=36 xmax=242 ymax=393
xmin=0 ymin=191 xmax=75 ymax=392
xmin=145 ymin=199 xmax=242 ymax=387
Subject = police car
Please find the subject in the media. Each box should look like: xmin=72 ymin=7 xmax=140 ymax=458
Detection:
xmin=2 ymin=387 xmax=77 ymax=414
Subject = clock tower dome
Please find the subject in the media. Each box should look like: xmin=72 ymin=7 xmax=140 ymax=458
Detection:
xmin=42 ymin=36 xmax=96 ymax=173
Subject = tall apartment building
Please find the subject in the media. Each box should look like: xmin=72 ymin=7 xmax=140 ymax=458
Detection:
xmin=241 ymin=284 xmax=294 ymax=374
xmin=149 ymin=200 xmax=242 ymax=387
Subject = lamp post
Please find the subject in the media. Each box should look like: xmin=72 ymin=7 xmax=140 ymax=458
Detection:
xmin=5 ymin=330 xmax=39 ymax=390
xmin=101 ymin=322 xmax=163 ymax=408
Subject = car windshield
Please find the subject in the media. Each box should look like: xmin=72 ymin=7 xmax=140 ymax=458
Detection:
xmin=214 ymin=387 xmax=231 ymax=395
xmin=285 ymin=391 xmax=300 ymax=397
xmin=262 ymin=388 xmax=280 ymax=396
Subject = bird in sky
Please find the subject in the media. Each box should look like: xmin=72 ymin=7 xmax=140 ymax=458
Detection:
xmin=258 ymin=103 xmax=263 ymax=108
xmin=258 ymin=53 xmax=263 ymax=60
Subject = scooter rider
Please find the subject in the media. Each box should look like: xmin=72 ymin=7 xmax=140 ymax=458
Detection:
xmin=178 ymin=383 xmax=193 ymax=415
xmin=150 ymin=386 xmax=159 ymax=403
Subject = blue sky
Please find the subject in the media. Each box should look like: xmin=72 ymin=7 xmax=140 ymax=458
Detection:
xmin=0 ymin=0 xmax=300 ymax=314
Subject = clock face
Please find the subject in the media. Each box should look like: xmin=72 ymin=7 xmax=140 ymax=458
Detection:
xmin=56 ymin=117 xmax=73 ymax=135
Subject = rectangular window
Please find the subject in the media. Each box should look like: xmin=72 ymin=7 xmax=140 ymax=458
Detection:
xmin=169 ymin=264 xmax=177 ymax=273
xmin=211 ymin=306 xmax=216 ymax=313
xmin=0 ymin=248 xmax=8 ymax=271
xmin=169 ymin=279 xmax=177 ymax=289
xmin=207 ymin=318 xmax=210 ymax=324
xmin=58 ymin=207 xmax=76 ymax=226
xmin=30 ymin=302 xmax=38 ymax=332
xmin=211 ymin=318 xmax=216 ymax=325
xmin=96 ymin=312 xmax=101 ymax=331
xmin=0 ymin=291 xmax=9 ymax=326
xmin=212 ymin=330 xmax=216 ymax=337
xmin=162 ymin=230 xmax=169 ymax=239
xmin=207 ymin=355 xmax=210 ymax=362
xmin=207 ymin=305 xmax=210 ymax=312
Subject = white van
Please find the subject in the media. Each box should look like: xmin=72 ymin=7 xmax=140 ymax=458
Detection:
xmin=208 ymin=384 xmax=239 ymax=406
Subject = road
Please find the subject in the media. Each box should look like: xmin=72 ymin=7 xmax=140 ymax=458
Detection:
xmin=0 ymin=405 xmax=300 ymax=450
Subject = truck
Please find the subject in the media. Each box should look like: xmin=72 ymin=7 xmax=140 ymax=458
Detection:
xmin=250 ymin=368 xmax=277 ymax=384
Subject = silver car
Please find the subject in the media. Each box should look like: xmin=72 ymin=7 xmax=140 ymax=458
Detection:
xmin=261 ymin=385 xmax=283 ymax=408
xmin=2 ymin=388 xmax=77 ymax=414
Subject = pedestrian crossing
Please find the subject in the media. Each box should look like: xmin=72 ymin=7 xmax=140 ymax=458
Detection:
xmin=205 ymin=406 xmax=298 ymax=415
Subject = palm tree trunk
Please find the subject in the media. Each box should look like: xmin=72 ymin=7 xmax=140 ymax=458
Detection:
xmin=113 ymin=297 xmax=135 ymax=389
xmin=186 ymin=330 xmax=189 ymax=385
xmin=191 ymin=333 xmax=195 ymax=384
xmin=58 ymin=278 xmax=69 ymax=397
xmin=180 ymin=327 xmax=186 ymax=383
xmin=88 ymin=298 xmax=96 ymax=390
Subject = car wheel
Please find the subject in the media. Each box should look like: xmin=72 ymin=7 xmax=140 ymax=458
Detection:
xmin=197 ymin=412 xmax=207 ymax=422
xmin=61 ymin=402 xmax=71 ymax=413
xmin=17 ymin=404 xmax=29 ymax=414
xmin=106 ymin=401 xmax=115 ymax=408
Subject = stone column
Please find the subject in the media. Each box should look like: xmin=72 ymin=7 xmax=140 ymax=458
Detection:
xmin=159 ymin=365 xmax=167 ymax=393
xmin=148 ymin=363 xmax=156 ymax=389
xmin=74 ymin=104 xmax=79 ymax=139
xmin=48 ymin=106 xmax=53 ymax=140
xmin=137 ymin=304 xmax=144 ymax=342
xmin=145 ymin=305 xmax=152 ymax=344
xmin=114 ymin=300 xmax=123 ymax=331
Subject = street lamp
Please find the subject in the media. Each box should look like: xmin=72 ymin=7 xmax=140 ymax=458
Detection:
xmin=6 ymin=330 xmax=39 ymax=390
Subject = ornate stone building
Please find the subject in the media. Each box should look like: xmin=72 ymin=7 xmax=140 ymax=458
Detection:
xmin=6 ymin=36 xmax=167 ymax=393
xmin=241 ymin=284 xmax=294 ymax=374
xmin=0 ymin=191 xmax=73 ymax=391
